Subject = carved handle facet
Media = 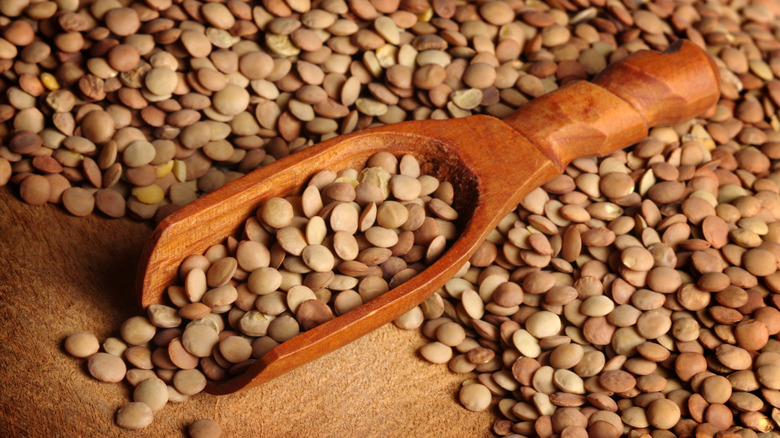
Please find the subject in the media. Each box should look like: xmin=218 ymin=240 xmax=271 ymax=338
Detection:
xmin=503 ymin=40 xmax=720 ymax=170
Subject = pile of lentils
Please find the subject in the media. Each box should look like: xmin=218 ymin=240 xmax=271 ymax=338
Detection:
xmin=7 ymin=0 xmax=777 ymax=435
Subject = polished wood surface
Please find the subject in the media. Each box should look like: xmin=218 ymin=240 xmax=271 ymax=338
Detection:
xmin=136 ymin=40 xmax=720 ymax=394
xmin=506 ymin=37 xmax=720 ymax=164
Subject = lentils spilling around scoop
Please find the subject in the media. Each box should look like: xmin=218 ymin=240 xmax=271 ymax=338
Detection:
xmin=65 ymin=152 xmax=458 ymax=429
xmin=40 ymin=0 xmax=780 ymax=435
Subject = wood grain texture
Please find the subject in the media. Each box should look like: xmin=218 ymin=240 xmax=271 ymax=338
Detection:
xmin=0 ymin=186 xmax=495 ymax=437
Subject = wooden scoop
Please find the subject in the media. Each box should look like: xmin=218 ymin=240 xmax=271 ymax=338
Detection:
xmin=137 ymin=40 xmax=720 ymax=394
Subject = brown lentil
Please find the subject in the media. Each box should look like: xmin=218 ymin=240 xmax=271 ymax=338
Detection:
xmin=64 ymin=332 xmax=100 ymax=358
xmin=115 ymin=402 xmax=153 ymax=430
xmin=188 ymin=419 xmax=222 ymax=438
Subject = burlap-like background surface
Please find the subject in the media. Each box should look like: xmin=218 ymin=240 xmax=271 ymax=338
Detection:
xmin=0 ymin=187 xmax=494 ymax=437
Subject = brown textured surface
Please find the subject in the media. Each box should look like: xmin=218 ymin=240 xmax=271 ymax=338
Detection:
xmin=0 ymin=186 xmax=494 ymax=437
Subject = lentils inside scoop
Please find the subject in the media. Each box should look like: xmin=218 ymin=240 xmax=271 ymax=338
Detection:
xmin=165 ymin=151 xmax=459 ymax=376
xmin=65 ymin=152 xmax=459 ymax=429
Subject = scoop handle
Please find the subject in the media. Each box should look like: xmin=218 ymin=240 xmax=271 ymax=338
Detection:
xmin=503 ymin=39 xmax=720 ymax=170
